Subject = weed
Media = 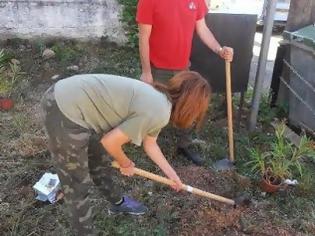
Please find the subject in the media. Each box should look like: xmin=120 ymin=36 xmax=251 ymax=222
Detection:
xmin=0 ymin=49 xmax=8 ymax=67
xmin=51 ymin=42 xmax=83 ymax=64
xmin=95 ymin=214 xmax=169 ymax=236
xmin=245 ymin=148 xmax=267 ymax=174
xmin=91 ymin=46 xmax=140 ymax=78
xmin=243 ymin=89 xmax=288 ymax=127
xmin=118 ymin=0 xmax=138 ymax=48
xmin=12 ymin=112 xmax=31 ymax=134
xmin=246 ymin=121 xmax=315 ymax=181
xmin=275 ymin=102 xmax=289 ymax=119
xmin=258 ymin=94 xmax=277 ymax=125
xmin=297 ymin=166 xmax=315 ymax=197
xmin=33 ymin=40 xmax=46 ymax=55
xmin=0 ymin=49 xmax=27 ymax=98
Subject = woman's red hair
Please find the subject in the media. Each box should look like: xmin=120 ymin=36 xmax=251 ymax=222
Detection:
xmin=154 ymin=71 xmax=211 ymax=129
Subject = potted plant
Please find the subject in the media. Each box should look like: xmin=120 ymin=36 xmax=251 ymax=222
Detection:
xmin=0 ymin=49 xmax=25 ymax=111
xmin=246 ymin=121 xmax=315 ymax=193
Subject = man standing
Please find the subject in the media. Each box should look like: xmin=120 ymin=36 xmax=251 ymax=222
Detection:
xmin=136 ymin=0 xmax=234 ymax=165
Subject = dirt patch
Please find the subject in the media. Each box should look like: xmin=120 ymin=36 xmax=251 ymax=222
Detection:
xmin=166 ymin=166 xmax=298 ymax=236
xmin=176 ymin=166 xmax=252 ymax=197
xmin=179 ymin=207 xmax=243 ymax=236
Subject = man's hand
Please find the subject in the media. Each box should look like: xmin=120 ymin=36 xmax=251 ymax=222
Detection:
xmin=139 ymin=24 xmax=153 ymax=84
xmin=119 ymin=160 xmax=135 ymax=177
xmin=218 ymin=46 xmax=234 ymax=62
xmin=140 ymin=72 xmax=153 ymax=84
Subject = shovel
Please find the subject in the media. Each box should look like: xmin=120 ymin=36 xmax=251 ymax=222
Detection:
xmin=112 ymin=161 xmax=249 ymax=207
xmin=213 ymin=60 xmax=235 ymax=171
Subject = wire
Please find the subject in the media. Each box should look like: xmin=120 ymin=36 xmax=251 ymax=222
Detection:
xmin=283 ymin=59 xmax=315 ymax=94
xmin=279 ymin=76 xmax=315 ymax=118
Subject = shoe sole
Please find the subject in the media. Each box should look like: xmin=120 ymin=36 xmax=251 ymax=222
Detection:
xmin=108 ymin=209 xmax=146 ymax=216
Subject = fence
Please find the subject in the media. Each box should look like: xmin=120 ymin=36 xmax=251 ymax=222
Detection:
xmin=274 ymin=26 xmax=315 ymax=134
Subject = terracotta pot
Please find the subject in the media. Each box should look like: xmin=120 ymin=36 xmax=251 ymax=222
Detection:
xmin=0 ymin=98 xmax=14 ymax=111
xmin=259 ymin=174 xmax=282 ymax=193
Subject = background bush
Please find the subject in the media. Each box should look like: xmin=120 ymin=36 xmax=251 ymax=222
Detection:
xmin=118 ymin=0 xmax=138 ymax=49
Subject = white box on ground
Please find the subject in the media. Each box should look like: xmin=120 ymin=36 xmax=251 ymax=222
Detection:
xmin=33 ymin=173 xmax=61 ymax=204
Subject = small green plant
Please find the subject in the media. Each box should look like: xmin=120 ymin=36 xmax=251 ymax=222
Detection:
xmin=51 ymin=43 xmax=83 ymax=64
xmin=246 ymin=121 xmax=315 ymax=181
xmin=12 ymin=112 xmax=31 ymax=134
xmin=0 ymin=49 xmax=26 ymax=98
xmin=246 ymin=148 xmax=267 ymax=174
xmin=118 ymin=0 xmax=138 ymax=48
xmin=33 ymin=40 xmax=46 ymax=55
xmin=297 ymin=166 xmax=315 ymax=196
xmin=275 ymin=102 xmax=289 ymax=119
xmin=258 ymin=94 xmax=277 ymax=125
xmin=0 ymin=49 xmax=7 ymax=69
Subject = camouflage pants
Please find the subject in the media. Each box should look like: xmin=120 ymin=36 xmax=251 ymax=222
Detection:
xmin=41 ymin=85 xmax=122 ymax=236
xmin=151 ymin=65 xmax=192 ymax=148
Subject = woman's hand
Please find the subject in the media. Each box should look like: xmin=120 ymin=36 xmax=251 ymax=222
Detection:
xmin=101 ymin=127 xmax=134 ymax=176
xmin=143 ymin=136 xmax=183 ymax=192
xmin=119 ymin=161 xmax=135 ymax=177
xmin=218 ymin=46 xmax=234 ymax=62
xmin=168 ymin=173 xmax=183 ymax=192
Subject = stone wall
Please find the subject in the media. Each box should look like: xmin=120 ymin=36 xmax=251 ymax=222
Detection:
xmin=0 ymin=0 xmax=126 ymax=44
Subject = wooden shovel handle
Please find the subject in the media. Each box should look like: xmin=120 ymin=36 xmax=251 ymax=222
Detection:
xmin=112 ymin=161 xmax=235 ymax=205
xmin=225 ymin=61 xmax=235 ymax=162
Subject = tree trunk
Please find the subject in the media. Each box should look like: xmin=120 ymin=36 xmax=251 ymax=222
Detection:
xmin=286 ymin=0 xmax=315 ymax=31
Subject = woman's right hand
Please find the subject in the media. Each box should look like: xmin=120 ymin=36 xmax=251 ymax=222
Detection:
xmin=143 ymin=136 xmax=183 ymax=191
xmin=169 ymin=174 xmax=183 ymax=192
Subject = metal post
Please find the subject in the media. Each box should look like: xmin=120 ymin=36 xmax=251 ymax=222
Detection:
xmin=248 ymin=0 xmax=277 ymax=131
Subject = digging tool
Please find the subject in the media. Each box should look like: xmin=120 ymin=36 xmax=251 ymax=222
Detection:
xmin=112 ymin=161 xmax=249 ymax=207
xmin=214 ymin=60 xmax=235 ymax=171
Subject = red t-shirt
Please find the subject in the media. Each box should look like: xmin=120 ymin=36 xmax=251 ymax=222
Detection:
xmin=136 ymin=0 xmax=208 ymax=70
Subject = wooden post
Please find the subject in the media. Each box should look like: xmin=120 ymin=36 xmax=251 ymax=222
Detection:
xmin=286 ymin=0 xmax=315 ymax=31
xmin=225 ymin=61 xmax=235 ymax=162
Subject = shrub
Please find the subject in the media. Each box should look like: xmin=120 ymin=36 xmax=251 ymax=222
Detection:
xmin=0 ymin=49 xmax=26 ymax=98
xmin=246 ymin=121 xmax=315 ymax=180
xmin=118 ymin=0 xmax=138 ymax=48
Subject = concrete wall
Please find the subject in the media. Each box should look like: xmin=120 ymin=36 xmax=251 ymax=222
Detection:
xmin=0 ymin=0 xmax=127 ymax=44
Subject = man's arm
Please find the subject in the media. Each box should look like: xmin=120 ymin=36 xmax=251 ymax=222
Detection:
xmin=196 ymin=18 xmax=234 ymax=62
xmin=101 ymin=128 xmax=135 ymax=176
xmin=143 ymin=136 xmax=183 ymax=191
xmin=139 ymin=23 xmax=154 ymax=84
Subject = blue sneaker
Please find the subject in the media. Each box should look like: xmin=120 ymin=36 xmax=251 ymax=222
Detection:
xmin=108 ymin=196 xmax=148 ymax=215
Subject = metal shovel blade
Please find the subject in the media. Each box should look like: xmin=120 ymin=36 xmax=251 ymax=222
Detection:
xmin=213 ymin=157 xmax=235 ymax=171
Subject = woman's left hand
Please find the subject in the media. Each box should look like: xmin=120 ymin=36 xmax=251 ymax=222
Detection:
xmin=120 ymin=161 xmax=135 ymax=177
xmin=219 ymin=46 xmax=234 ymax=62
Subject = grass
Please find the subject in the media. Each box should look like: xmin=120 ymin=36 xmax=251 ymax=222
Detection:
xmin=51 ymin=41 xmax=84 ymax=65
xmin=0 ymin=49 xmax=27 ymax=98
xmin=1 ymin=39 xmax=315 ymax=236
xmin=95 ymin=214 xmax=169 ymax=236
xmin=90 ymin=45 xmax=140 ymax=78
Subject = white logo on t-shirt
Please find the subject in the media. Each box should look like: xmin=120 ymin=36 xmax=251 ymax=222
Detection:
xmin=188 ymin=1 xmax=197 ymax=10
